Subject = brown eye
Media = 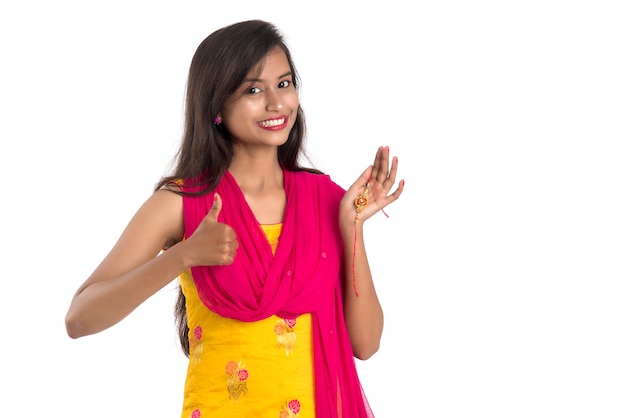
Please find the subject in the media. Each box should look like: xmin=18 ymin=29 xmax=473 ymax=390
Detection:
xmin=246 ymin=86 xmax=262 ymax=94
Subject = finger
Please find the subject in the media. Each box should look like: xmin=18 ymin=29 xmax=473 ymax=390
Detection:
xmin=351 ymin=165 xmax=373 ymax=192
xmin=205 ymin=192 xmax=222 ymax=222
xmin=386 ymin=178 xmax=405 ymax=204
xmin=373 ymin=146 xmax=390 ymax=185
xmin=384 ymin=155 xmax=399 ymax=189
xmin=370 ymin=146 xmax=383 ymax=182
xmin=229 ymin=228 xmax=240 ymax=249
xmin=226 ymin=235 xmax=239 ymax=263
xmin=379 ymin=146 xmax=390 ymax=184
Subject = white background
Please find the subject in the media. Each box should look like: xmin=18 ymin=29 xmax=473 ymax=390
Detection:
xmin=1 ymin=1 xmax=625 ymax=417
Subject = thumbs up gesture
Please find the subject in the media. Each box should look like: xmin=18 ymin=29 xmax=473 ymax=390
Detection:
xmin=184 ymin=193 xmax=239 ymax=266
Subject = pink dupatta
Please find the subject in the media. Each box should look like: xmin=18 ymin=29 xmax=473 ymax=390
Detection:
xmin=182 ymin=169 xmax=373 ymax=417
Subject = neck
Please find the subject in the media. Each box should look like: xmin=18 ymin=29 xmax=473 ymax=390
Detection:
xmin=228 ymin=153 xmax=283 ymax=194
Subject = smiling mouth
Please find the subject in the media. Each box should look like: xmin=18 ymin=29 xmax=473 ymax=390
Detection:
xmin=258 ymin=117 xmax=286 ymax=128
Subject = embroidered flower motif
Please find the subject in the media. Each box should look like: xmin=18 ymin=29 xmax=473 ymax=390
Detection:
xmin=289 ymin=399 xmax=301 ymax=414
xmin=189 ymin=325 xmax=203 ymax=364
xmin=194 ymin=326 xmax=203 ymax=340
xmin=279 ymin=399 xmax=301 ymax=417
xmin=225 ymin=360 xmax=249 ymax=401
xmin=275 ymin=317 xmax=297 ymax=355
xmin=191 ymin=409 xmax=201 ymax=418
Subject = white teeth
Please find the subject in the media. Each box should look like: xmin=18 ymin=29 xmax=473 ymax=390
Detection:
xmin=259 ymin=118 xmax=285 ymax=127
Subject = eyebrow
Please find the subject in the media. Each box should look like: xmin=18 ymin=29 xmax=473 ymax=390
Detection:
xmin=243 ymin=71 xmax=293 ymax=83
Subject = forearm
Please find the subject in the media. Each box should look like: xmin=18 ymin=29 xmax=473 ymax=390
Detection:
xmin=341 ymin=222 xmax=384 ymax=360
xmin=65 ymin=243 xmax=189 ymax=338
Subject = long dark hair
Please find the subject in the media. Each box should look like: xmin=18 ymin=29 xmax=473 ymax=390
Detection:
xmin=155 ymin=20 xmax=320 ymax=356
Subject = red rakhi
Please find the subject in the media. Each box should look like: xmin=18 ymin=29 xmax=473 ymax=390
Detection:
xmin=351 ymin=183 xmax=390 ymax=297
xmin=352 ymin=183 xmax=370 ymax=297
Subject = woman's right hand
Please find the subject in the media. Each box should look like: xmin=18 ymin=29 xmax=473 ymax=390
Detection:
xmin=183 ymin=193 xmax=239 ymax=267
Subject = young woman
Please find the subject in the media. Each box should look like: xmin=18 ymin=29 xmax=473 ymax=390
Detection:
xmin=65 ymin=19 xmax=404 ymax=417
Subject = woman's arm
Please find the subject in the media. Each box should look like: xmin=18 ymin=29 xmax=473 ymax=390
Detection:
xmin=65 ymin=190 xmax=237 ymax=339
xmin=339 ymin=146 xmax=404 ymax=360
xmin=65 ymin=189 xmax=186 ymax=338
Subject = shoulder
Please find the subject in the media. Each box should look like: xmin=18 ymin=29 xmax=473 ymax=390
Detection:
xmin=291 ymin=170 xmax=345 ymax=202
xmin=292 ymin=170 xmax=344 ymax=190
xmin=117 ymin=188 xmax=183 ymax=248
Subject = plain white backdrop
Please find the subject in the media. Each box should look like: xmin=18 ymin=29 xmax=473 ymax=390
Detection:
xmin=1 ymin=1 xmax=625 ymax=417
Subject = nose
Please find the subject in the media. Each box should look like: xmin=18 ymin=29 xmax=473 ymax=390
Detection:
xmin=265 ymin=88 xmax=283 ymax=111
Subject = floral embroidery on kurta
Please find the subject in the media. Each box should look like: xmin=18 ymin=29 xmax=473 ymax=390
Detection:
xmin=190 ymin=409 xmax=201 ymax=418
xmin=274 ymin=318 xmax=297 ymax=355
xmin=189 ymin=325 xmax=203 ymax=364
xmin=279 ymin=399 xmax=301 ymax=417
xmin=225 ymin=360 xmax=249 ymax=401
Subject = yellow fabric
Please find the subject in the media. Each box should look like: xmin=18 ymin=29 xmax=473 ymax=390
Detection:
xmin=180 ymin=223 xmax=315 ymax=418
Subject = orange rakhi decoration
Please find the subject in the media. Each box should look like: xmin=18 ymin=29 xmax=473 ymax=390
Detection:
xmin=354 ymin=184 xmax=370 ymax=223
xmin=352 ymin=183 xmax=371 ymax=296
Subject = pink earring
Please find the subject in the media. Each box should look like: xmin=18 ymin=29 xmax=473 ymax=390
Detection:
xmin=214 ymin=116 xmax=222 ymax=125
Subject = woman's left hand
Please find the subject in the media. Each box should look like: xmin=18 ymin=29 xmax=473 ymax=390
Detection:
xmin=341 ymin=146 xmax=404 ymax=225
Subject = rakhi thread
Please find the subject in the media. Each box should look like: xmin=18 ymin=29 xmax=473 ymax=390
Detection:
xmin=352 ymin=183 xmax=370 ymax=297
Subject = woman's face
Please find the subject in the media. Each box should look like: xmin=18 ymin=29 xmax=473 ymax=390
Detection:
xmin=220 ymin=46 xmax=299 ymax=149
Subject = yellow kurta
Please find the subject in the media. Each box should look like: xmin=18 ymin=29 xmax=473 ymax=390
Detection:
xmin=180 ymin=224 xmax=315 ymax=418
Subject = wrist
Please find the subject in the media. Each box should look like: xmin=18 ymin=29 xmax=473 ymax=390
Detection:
xmin=340 ymin=217 xmax=363 ymax=240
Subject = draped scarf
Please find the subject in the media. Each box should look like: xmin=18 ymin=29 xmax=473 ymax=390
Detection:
xmin=182 ymin=169 xmax=373 ymax=417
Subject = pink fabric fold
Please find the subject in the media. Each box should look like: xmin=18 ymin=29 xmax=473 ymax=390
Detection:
xmin=182 ymin=169 xmax=373 ymax=417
